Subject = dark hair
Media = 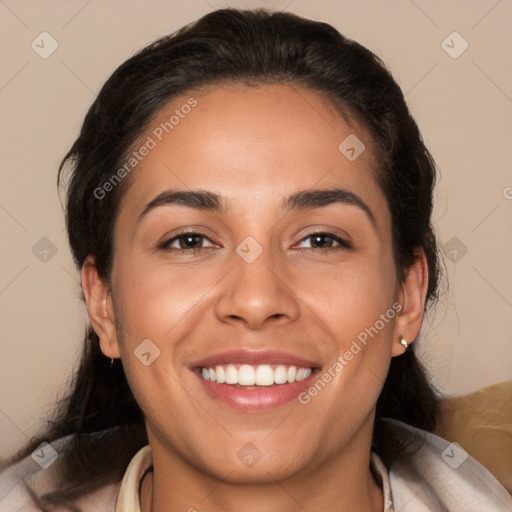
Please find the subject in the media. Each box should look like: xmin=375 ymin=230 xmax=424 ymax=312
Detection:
xmin=4 ymin=7 xmax=440 ymax=508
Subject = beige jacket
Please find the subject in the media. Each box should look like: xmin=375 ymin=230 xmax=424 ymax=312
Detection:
xmin=1 ymin=421 xmax=511 ymax=511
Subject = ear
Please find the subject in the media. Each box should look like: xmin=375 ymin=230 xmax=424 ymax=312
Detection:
xmin=81 ymin=255 xmax=120 ymax=359
xmin=392 ymin=249 xmax=429 ymax=356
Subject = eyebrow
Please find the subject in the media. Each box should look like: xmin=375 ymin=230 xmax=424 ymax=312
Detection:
xmin=286 ymin=188 xmax=376 ymax=228
xmin=137 ymin=187 xmax=377 ymax=228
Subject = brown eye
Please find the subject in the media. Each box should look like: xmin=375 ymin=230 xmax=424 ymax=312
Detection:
xmin=296 ymin=232 xmax=352 ymax=250
xmin=161 ymin=232 xmax=215 ymax=251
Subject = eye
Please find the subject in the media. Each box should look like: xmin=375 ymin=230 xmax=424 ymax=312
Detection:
xmin=295 ymin=232 xmax=352 ymax=250
xmin=160 ymin=232 xmax=216 ymax=252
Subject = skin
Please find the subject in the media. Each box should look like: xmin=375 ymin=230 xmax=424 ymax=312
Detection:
xmin=82 ymin=83 xmax=428 ymax=512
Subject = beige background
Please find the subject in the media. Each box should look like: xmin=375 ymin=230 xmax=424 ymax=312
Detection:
xmin=1 ymin=0 xmax=511 ymax=458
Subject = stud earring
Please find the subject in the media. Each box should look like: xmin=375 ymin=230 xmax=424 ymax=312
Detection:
xmin=400 ymin=337 xmax=409 ymax=350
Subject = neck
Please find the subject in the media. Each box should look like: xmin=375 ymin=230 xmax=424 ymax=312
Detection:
xmin=141 ymin=426 xmax=383 ymax=512
xmin=140 ymin=469 xmax=153 ymax=512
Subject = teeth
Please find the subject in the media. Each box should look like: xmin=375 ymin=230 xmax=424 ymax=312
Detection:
xmin=216 ymin=365 xmax=225 ymax=384
xmin=274 ymin=365 xmax=288 ymax=384
xmin=239 ymin=364 xmax=255 ymax=385
xmin=225 ymin=364 xmax=238 ymax=384
xmin=199 ymin=364 xmax=313 ymax=386
xmin=296 ymin=368 xmax=307 ymax=381
xmin=255 ymin=365 xmax=274 ymax=386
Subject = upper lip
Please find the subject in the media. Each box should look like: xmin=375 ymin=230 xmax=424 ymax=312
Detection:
xmin=191 ymin=349 xmax=321 ymax=369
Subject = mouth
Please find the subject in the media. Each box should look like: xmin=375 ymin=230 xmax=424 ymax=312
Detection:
xmin=196 ymin=363 xmax=313 ymax=387
xmin=191 ymin=350 xmax=320 ymax=412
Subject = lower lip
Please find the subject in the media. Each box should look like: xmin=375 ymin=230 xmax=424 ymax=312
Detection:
xmin=194 ymin=371 xmax=317 ymax=412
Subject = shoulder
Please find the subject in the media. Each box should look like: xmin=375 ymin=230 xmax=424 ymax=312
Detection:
xmin=0 ymin=437 xmax=120 ymax=512
xmin=384 ymin=419 xmax=512 ymax=511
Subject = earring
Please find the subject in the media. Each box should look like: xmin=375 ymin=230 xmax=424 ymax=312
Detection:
xmin=110 ymin=358 xmax=114 ymax=368
xmin=400 ymin=337 xmax=409 ymax=350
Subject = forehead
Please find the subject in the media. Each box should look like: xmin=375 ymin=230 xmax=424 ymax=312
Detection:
xmin=117 ymin=83 xmax=388 ymax=227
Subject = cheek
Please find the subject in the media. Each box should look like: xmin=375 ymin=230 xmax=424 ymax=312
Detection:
xmin=293 ymin=257 xmax=397 ymax=407
xmin=296 ymin=289 xmax=395 ymax=447
xmin=112 ymin=256 xmax=226 ymax=344
xmin=298 ymin=256 xmax=398 ymax=341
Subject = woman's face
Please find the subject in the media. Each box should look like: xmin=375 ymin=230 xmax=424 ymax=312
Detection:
xmin=86 ymin=83 xmax=425 ymax=482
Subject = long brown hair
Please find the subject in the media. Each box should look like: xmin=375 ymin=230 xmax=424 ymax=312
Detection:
xmin=3 ymin=8 xmax=440 ymax=508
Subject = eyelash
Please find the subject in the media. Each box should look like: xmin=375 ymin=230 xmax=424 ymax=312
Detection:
xmin=159 ymin=231 xmax=352 ymax=253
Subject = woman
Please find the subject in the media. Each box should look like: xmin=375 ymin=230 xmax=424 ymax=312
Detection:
xmin=1 ymin=8 xmax=510 ymax=512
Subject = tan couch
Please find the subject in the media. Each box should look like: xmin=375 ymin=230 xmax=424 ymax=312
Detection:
xmin=437 ymin=381 xmax=512 ymax=494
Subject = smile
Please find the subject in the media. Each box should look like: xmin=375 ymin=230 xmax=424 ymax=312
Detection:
xmin=198 ymin=364 xmax=313 ymax=387
xmin=191 ymin=349 xmax=320 ymax=411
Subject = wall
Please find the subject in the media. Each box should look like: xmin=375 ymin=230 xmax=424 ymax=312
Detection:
xmin=1 ymin=0 xmax=511 ymax=458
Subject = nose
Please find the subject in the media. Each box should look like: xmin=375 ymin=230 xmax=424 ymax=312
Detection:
xmin=214 ymin=247 xmax=300 ymax=330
